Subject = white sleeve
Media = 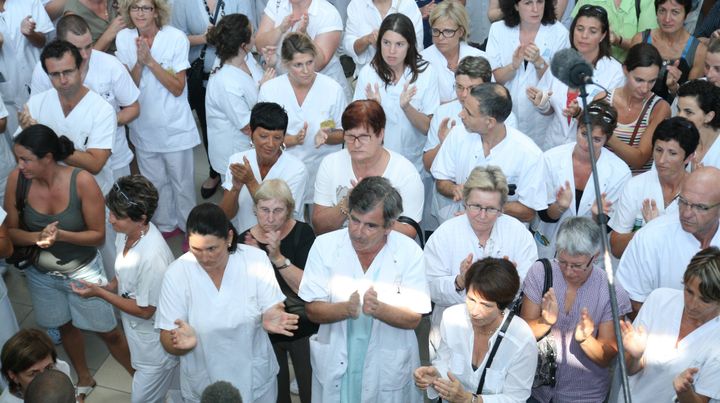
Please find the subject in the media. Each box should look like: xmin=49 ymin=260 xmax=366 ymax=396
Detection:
xmin=87 ymin=100 xmax=116 ymax=150
xmin=115 ymin=31 xmax=135 ymax=69
xmin=517 ymin=152 xmax=548 ymax=211
xmin=155 ymin=262 xmax=189 ymax=330
xmin=298 ymin=239 xmax=332 ymax=303
xmin=331 ymin=82 xmax=348 ymax=126
xmin=313 ymin=155 xmax=338 ymax=206
xmin=110 ymin=58 xmax=140 ymax=106
xmin=311 ymin=4 xmax=343 ymax=35
xmin=343 ymin=2 xmax=369 ymax=63
xmin=285 ymin=161 xmax=308 ymax=220
xmin=214 ymin=80 xmax=254 ymax=131
xmin=485 ymin=23 xmax=506 ymax=71
xmin=430 ymin=130 xmax=459 ymax=181
xmin=481 ymin=324 xmax=537 ymax=403
xmin=695 ymin=356 xmax=720 ymax=401
xmin=415 ymin=66 xmax=440 ymax=115
xmin=30 ymin=61 xmax=52 ymax=96
xmin=31 ymin=0 xmax=54 ymax=34
xmin=352 ymin=66 xmax=371 ymax=101
xmin=249 ymin=252 xmax=286 ymax=311
xmin=541 ymin=153 xmax=557 ymax=206
xmin=133 ymin=248 xmax=172 ymax=308
xmin=424 ymin=229 xmax=466 ymax=307
xmin=425 ymin=113 xmax=442 ymax=153
xmin=616 ymin=231 xmax=659 ymax=302
xmin=397 ymin=165 xmax=424 ymax=222
xmin=171 ymin=33 xmax=192 ymax=72
xmin=608 ymin=179 xmax=637 ymax=233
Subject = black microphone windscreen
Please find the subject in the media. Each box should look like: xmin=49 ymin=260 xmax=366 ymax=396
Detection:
xmin=551 ymin=48 xmax=593 ymax=87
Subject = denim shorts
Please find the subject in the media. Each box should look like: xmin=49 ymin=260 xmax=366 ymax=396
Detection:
xmin=25 ymin=254 xmax=117 ymax=332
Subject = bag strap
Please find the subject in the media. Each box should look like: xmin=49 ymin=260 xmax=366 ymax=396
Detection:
xmin=15 ymin=174 xmax=30 ymax=219
xmin=198 ymin=0 xmax=225 ymax=61
xmin=539 ymin=258 xmax=553 ymax=295
xmin=476 ymin=311 xmax=515 ymax=394
xmin=628 ymin=95 xmax=654 ymax=146
xmin=635 ymin=0 xmax=641 ymax=20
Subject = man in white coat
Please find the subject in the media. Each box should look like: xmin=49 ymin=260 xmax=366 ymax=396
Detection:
xmin=299 ymin=176 xmax=431 ymax=403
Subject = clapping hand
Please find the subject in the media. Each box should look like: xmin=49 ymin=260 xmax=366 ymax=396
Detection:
xmin=286 ymin=122 xmax=308 ymax=147
xmin=574 ymin=307 xmax=595 ymax=343
xmin=437 ymin=117 xmax=456 ymax=144
xmin=400 ymin=82 xmax=417 ymax=109
xmin=620 ymin=319 xmax=647 ymax=359
xmin=591 ymin=193 xmax=612 ymax=221
xmin=555 ymin=181 xmax=573 ymax=212
xmin=362 ymin=286 xmax=381 ymax=316
xmin=433 ymin=372 xmax=469 ymax=403
xmin=541 ymin=287 xmax=558 ymax=326
xmin=262 ymin=303 xmax=299 ymax=336
xmin=455 ymin=253 xmax=474 ymax=290
xmin=641 ymin=199 xmax=659 ymax=223
xmin=37 ymin=221 xmax=59 ymax=249
xmin=170 ymin=319 xmax=198 ymax=350
xmin=20 ymin=16 xmax=36 ymax=37
xmin=346 ymin=291 xmax=361 ymax=319
xmin=135 ymin=36 xmax=154 ymax=66
xmin=229 ymin=156 xmax=256 ymax=188
xmin=413 ymin=366 xmax=440 ymax=390
xmin=674 ymin=367 xmax=699 ymax=394
xmin=365 ymin=83 xmax=382 ymax=104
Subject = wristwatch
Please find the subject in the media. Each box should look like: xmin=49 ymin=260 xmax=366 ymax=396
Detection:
xmin=274 ymin=258 xmax=291 ymax=270
xmin=535 ymin=59 xmax=546 ymax=70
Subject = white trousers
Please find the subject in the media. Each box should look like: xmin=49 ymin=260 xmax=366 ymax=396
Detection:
xmin=136 ymin=149 xmax=196 ymax=233
xmin=132 ymin=364 xmax=180 ymax=403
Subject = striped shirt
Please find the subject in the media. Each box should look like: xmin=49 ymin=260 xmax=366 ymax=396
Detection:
xmin=606 ymin=90 xmax=662 ymax=175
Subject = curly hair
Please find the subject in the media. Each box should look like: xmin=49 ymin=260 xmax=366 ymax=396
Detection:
xmin=206 ymin=13 xmax=253 ymax=65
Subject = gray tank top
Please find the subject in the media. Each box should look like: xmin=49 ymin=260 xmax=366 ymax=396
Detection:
xmin=23 ymin=169 xmax=97 ymax=273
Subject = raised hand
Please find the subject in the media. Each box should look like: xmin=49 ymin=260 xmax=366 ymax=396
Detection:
xmin=400 ymin=82 xmax=417 ymax=109
xmin=296 ymin=13 xmax=309 ymax=34
xmin=315 ymin=128 xmax=331 ymax=148
xmin=286 ymin=122 xmax=308 ymax=147
xmin=620 ymin=319 xmax=647 ymax=359
xmin=365 ymin=83 xmax=382 ymax=104
xmin=20 ymin=16 xmax=36 ymax=36
xmin=362 ymin=286 xmax=380 ymax=316
xmin=641 ymin=199 xmax=659 ymax=223
xmin=555 ymin=180 xmax=573 ymax=212
xmin=455 ymin=253 xmax=474 ymax=290
xmin=574 ymin=307 xmax=595 ymax=343
xmin=591 ymin=193 xmax=612 ymax=220
xmin=541 ymin=287 xmax=559 ymax=326
xmin=18 ymin=104 xmax=38 ymax=130
xmin=262 ymin=303 xmax=299 ymax=336
xmin=229 ymin=156 xmax=255 ymax=187
xmin=673 ymin=367 xmax=699 ymax=394
xmin=511 ymin=45 xmax=523 ymax=70
xmin=135 ymin=36 xmax=154 ymax=66
xmin=437 ymin=117 xmax=456 ymax=144
xmin=170 ymin=319 xmax=198 ymax=350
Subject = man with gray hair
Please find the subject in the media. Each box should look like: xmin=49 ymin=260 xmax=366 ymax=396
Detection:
xmin=299 ymin=176 xmax=431 ymax=402
xmin=431 ymin=82 xmax=546 ymax=223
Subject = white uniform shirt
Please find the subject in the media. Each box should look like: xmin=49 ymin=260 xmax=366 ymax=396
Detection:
xmin=535 ymin=142 xmax=630 ymax=258
xmin=486 ymin=21 xmax=570 ymax=147
xmin=610 ymin=288 xmax=720 ymax=403
xmin=263 ymin=0 xmax=351 ymax=99
xmin=31 ymin=50 xmax=140 ymax=170
xmin=205 ymin=64 xmax=258 ymax=175
xmin=156 ymin=247 xmax=285 ymax=402
xmin=534 ymin=56 xmax=625 ymax=150
xmin=314 ymin=148 xmax=424 ymax=223
xmin=421 ymin=43 xmax=488 ymax=104
xmin=258 ymin=73 xmax=346 ymax=203
xmin=0 ymin=0 xmax=53 ymax=108
xmin=424 ymin=213 xmax=537 ymax=342
xmin=427 ymin=305 xmax=537 ymax=402
xmin=221 ymin=149 xmax=307 ymax=233
xmin=696 ymin=137 xmax=720 ymax=170
xmin=354 ymin=64 xmax=440 ymax=172
xmin=344 ymin=0 xmax=424 ymax=70
xmin=298 ymin=230 xmax=431 ymax=403
xmin=20 ymin=88 xmax=116 ymax=195
xmin=114 ymin=223 xmax=177 ymax=370
xmin=115 ymin=25 xmax=200 ymax=153
xmin=0 ymin=98 xmax=12 ymax=203
xmin=431 ymin=125 xmax=547 ymax=212
xmin=616 ymin=213 xmax=720 ymax=302
xmin=608 ymin=169 xmax=678 ymax=233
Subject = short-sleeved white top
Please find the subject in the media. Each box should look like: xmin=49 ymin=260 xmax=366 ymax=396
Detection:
xmin=608 ymin=169 xmax=678 ymax=233
xmin=421 ymin=42 xmax=488 ymax=104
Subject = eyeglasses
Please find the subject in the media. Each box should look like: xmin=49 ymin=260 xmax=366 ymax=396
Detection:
xmin=431 ymin=27 xmax=461 ymax=38
xmin=578 ymin=4 xmax=608 ymax=17
xmin=465 ymin=203 xmax=502 ymax=215
xmin=130 ymin=5 xmax=154 ymax=13
xmin=47 ymin=68 xmax=78 ymax=80
xmin=113 ymin=182 xmax=139 ymax=206
xmin=557 ymin=256 xmax=594 ymax=271
xmin=678 ymin=196 xmax=720 ymax=213
xmin=256 ymin=206 xmax=287 ymax=216
xmin=343 ymin=133 xmax=372 ymax=145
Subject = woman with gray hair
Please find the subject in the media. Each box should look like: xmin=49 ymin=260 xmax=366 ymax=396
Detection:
xmin=238 ymin=179 xmax=316 ymax=403
xmin=425 ymin=165 xmax=537 ymax=357
xmin=520 ymin=216 xmax=631 ymax=403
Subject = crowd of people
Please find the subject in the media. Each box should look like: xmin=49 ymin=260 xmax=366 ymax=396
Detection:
xmin=1 ymin=0 xmax=720 ymax=402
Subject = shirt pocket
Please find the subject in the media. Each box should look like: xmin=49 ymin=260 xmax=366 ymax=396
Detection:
xmin=482 ymin=367 xmax=507 ymax=395
xmin=378 ymin=347 xmax=412 ymax=391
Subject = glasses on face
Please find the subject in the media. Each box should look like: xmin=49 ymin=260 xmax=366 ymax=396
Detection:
xmin=47 ymin=68 xmax=78 ymax=80
xmin=431 ymin=27 xmax=461 ymax=38
xmin=557 ymin=256 xmax=593 ymax=271
xmin=465 ymin=203 xmax=502 ymax=216
xmin=113 ymin=182 xmax=139 ymax=206
xmin=678 ymin=196 xmax=720 ymax=213
xmin=578 ymin=4 xmax=608 ymax=17
xmin=130 ymin=5 xmax=154 ymax=13
xmin=343 ymin=133 xmax=372 ymax=145
xmin=257 ymin=206 xmax=287 ymax=217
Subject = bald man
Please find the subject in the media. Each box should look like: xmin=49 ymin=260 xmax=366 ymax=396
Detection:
xmin=617 ymin=166 xmax=720 ymax=316
xmin=24 ymin=370 xmax=75 ymax=403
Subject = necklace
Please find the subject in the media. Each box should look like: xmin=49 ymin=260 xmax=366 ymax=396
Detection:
xmin=125 ymin=225 xmax=148 ymax=250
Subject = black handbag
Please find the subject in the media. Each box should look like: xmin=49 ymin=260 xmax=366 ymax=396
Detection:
xmin=532 ymin=258 xmax=557 ymax=388
xmin=186 ymin=0 xmax=224 ymax=97
xmin=6 ymin=174 xmax=39 ymax=270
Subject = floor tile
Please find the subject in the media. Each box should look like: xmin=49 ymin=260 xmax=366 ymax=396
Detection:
xmin=94 ymin=355 xmax=133 ymax=393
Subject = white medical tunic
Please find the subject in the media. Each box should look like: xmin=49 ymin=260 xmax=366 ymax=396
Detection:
xmin=0 ymin=99 xmax=13 ymax=204
xmin=616 ymin=213 xmax=720 ymax=302
xmin=221 ymin=149 xmax=307 ymax=233
xmin=258 ymin=73 xmax=346 ymax=203
xmin=115 ymin=25 xmax=200 ymax=153
xmin=534 ymin=142 xmax=630 ymax=258
xmin=486 ymin=21 xmax=570 ymax=148
xmin=314 ymin=148 xmax=424 ymax=223
xmin=298 ymin=229 xmax=431 ymax=403
xmin=354 ymin=64 xmax=440 ymax=172
xmin=608 ymin=169 xmax=678 ymax=233
xmin=20 ymin=88 xmax=116 ymax=195
xmin=421 ymin=42 xmax=488 ymax=104
xmin=31 ymin=50 xmax=140 ymax=172
xmin=156 ymin=247 xmax=285 ymax=402
xmin=344 ymin=0 xmax=424 ymax=71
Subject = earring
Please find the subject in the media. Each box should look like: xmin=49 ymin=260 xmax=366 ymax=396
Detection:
xmin=250 ymin=141 xmax=255 ymax=148
xmin=281 ymin=142 xmax=287 ymax=151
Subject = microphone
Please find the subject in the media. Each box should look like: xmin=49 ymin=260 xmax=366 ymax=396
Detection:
xmin=550 ymin=48 xmax=594 ymax=87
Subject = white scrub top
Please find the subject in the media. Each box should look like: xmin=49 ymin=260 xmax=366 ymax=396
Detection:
xmin=608 ymin=169 xmax=678 ymax=233
xmin=486 ymin=21 xmax=570 ymax=149
xmin=258 ymin=73 xmax=347 ymax=203
xmin=221 ymin=149 xmax=307 ymax=233
xmin=115 ymin=25 xmax=200 ymax=153
xmin=354 ymin=64 xmax=440 ymax=172
xmin=298 ymin=229 xmax=431 ymax=403
xmin=0 ymin=98 xmax=13 ymax=204
xmin=534 ymin=142 xmax=630 ymax=258
xmin=156 ymin=246 xmax=285 ymax=402
xmin=31 ymin=49 xmax=140 ymax=171
xmin=421 ymin=42 xmax=488 ymax=104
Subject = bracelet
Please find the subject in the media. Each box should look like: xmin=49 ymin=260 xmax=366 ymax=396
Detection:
xmin=454 ymin=275 xmax=464 ymax=292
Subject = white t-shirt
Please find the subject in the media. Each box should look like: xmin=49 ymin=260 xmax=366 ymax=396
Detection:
xmin=263 ymin=0 xmax=351 ymax=99
xmin=314 ymin=148 xmax=424 ymax=223
xmin=608 ymin=169 xmax=678 ymax=233
xmin=696 ymin=136 xmax=720 ymax=170
xmin=354 ymin=64 xmax=440 ymax=172
xmin=115 ymin=25 xmax=200 ymax=153
xmin=258 ymin=73 xmax=347 ymax=203
xmin=114 ymin=223 xmax=177 ymax=370
xmin=205 ymin=64 xmax=258 ymax=175
xmin=486 ymin=21 xmax=570 ymax=147
xmin=344 ymin=0 xmax=424 ymax=70
xmin=20 ymin=88 xmax=116 ymax=195
xmin=421 ymin=42 xmax=488 ymax=104
xmin=31 ymin=50 xmax=140 ymax=170
xmin=298 ymin=229 xmax=430 ymax=402
xmin=611 ymin=288 xmax=720 ymax=403
xmin=616 ymin=213 xmax=720 ymax=302
xmin=221 ymin=149 xmax=307 ymax=233
xmin=156 ymin=247 xmax=285 ymax=401
xmin=535 ymin=142 xmax=630 ymax=258
xmin=431 ymin=125 xmax=547 ymax=211
xmin=0 ymin=0 xmax=53 ymax=108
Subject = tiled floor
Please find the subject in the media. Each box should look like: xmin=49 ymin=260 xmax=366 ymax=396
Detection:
xmin=4 ymin=144 xmax=301 ymax=402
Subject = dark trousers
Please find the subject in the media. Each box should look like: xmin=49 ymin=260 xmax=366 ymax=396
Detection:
xmin=272 ymin=336 xmax=312 ymax=403
xmin=187 ymin=76 xmax=218 ymax=178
